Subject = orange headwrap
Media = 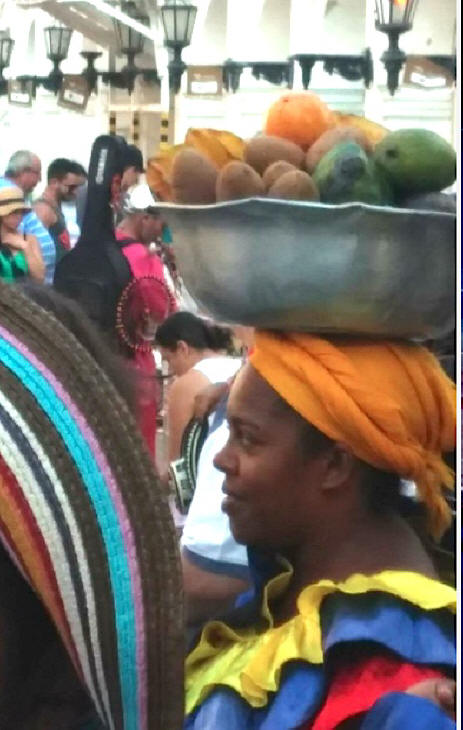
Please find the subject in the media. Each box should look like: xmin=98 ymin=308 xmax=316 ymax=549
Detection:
xmin=250 ymin=332 xmax=455 ymax=539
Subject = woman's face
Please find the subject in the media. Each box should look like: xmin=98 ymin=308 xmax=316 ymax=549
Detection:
xmin=214 ymin=364 xmax=329 ymax=549
xmin=159 ymin=342 xmax=190 ymax=376
xmin=1 ymin=211 xmax=24 ymax=232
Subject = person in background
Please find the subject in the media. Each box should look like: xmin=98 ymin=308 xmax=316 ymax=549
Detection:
xmin=155 ymin=312 xmax=241 ymax=474
xmin=116 ymin=183 xmax=165 ymax=254
xmin=34 ymin=158 xmax=82 ymax=265
xmin=180 ymin=327 xmax=255 ymax=627
xmin=115 ymin=184 xmax=176 ymax=460
xmin=70 ymin=161 xmax=88 ymax=188
xmin=121 ymin=144 xmax=144 ymax=191
xmin=75 ymin=143 xmax=144 ymax=229
xmin=62 ymin=161 xmax=88 ymax=247
xmin=0 ymin=150 xmax=55 ymax=284
xmin=0 ymin=186 xmax=44 ymax=283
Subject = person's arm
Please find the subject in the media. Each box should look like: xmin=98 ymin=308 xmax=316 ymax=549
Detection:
xmin=166 ymin=370 xmax=210 ymax=464
xmin=22 ymin=212 xmax=56 ymax=285
xmin=33 ymin=201 xmax=57 ymax=230
xmin=181 ymin=550 xmax=249 ymax=627
xmin=24 ymin=234 xmax=45 ymax=282
xmin=192 ymin=381 xmax=230 ymax=420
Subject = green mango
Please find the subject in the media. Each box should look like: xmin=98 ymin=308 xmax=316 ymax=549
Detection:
xmin=373 ymin=129 xmax=456 ymax=196
xmin=313 ymin=142 xmax=393 ymax=206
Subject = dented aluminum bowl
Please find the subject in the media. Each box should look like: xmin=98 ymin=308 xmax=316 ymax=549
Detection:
xmin=157 ymin=198 xmax=455 ymax=340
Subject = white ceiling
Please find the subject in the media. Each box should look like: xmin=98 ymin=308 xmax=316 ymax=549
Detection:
xmin=14 ymin=0 xmax=160 ymax=63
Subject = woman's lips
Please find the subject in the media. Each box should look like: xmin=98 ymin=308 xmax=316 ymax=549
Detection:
xmin=222 ymin=489 xmax=243 ymax=515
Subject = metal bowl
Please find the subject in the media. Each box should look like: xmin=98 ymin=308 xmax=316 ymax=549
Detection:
xmin=158 ymin=198 xmax=455 ymax=340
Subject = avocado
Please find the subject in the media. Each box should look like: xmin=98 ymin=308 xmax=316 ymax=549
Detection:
xmin=313 ymin=142 xmax=393 ymax=206
xmin=373 ymin=129 xmax=456 ymax=196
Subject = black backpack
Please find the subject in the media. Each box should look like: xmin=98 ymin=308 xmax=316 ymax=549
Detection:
xmin=54 ymin=135 xmax=132 ymax=334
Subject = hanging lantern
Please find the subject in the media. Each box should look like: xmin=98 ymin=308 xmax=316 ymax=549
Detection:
xmin=160 ymin=0 xmax=197 ymax=49
xmin=375 ymin=0 xmax=418 ymax=30
xmin=44 ymin=25 xmax=73 ymax=62
xmin=114 ymin=1 xmax=150 ymax=56
xmin=375 ymin=0 xmax=420 ymax=95
xmin=0 ymin=31 xmax=14 ymax=70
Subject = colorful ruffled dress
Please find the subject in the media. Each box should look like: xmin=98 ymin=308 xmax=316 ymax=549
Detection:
xmin=185 ymin=552 xmax=456 ymax=729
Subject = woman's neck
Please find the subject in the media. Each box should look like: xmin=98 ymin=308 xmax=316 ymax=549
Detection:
xmin=273 ymin=511 xmax=436 ymax=624
xmin=189 ymin=349 xmax=220 ymax=367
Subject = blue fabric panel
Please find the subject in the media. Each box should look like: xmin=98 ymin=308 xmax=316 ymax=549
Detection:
xmin=257 ymin=663 xmax=325 ymax=729
xmin=360 ymin=692 xmax=456 ymax=729
xmin=185 ymin=689 xmax=253 ymax=730
xmin=321 ymin=592 xmax=455 ymax=668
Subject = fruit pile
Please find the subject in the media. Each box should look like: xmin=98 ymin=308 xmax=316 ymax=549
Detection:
xmin=147 ymin=92 xmax=456 ymax=212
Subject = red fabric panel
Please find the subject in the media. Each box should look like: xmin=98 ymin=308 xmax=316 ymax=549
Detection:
xmin=310 ymin=654 xmax=447 ymax=730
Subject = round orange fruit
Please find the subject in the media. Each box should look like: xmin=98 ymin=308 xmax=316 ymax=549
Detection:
xmin=265 ymin=92 xmax=335 ymax=150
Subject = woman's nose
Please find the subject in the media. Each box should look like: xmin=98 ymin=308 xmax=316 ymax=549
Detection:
xmin=213 ymin=442 xmax=236 ymax=475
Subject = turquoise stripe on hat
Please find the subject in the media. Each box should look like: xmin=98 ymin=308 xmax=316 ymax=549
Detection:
xmin=0 ymin=336 xmax=138 ymax=730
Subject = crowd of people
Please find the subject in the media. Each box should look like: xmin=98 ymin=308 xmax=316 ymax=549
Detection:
xmin=0 ymin=133 xmax=456 ymax=729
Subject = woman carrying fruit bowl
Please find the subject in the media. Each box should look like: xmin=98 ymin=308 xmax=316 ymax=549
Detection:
xmin=185 ymin=331 xmax=456 ymax=729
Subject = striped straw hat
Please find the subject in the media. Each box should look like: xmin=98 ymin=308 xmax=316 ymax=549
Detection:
xmin=0 ymin=281 xmax=184 ymax=729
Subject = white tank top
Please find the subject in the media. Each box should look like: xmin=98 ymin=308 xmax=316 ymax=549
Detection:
xmin=192 ymin=356 xmax=242 ymax=384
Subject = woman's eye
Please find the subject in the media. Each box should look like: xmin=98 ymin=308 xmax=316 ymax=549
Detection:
xmin=238 ymin=431 xmax=255 ymax=448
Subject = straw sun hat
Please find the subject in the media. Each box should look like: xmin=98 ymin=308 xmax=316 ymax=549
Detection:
xmin=0 ymin=281 xmax=184 ymax=729
xmin=0 ymin=186 xmax=31 ymax=217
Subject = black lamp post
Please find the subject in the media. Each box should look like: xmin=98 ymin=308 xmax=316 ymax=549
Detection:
xmin=44 ymin=25 xmax=73 ymax=93
xmin=375 ymin=0 xmax=419 ymax=95
xmin=160 ymin=0 xmax=197 ymax=93
xmin=111 ymin=1 xmax=155 ymax=93
xmin=0 ymin=31 xmax=14 ymax=95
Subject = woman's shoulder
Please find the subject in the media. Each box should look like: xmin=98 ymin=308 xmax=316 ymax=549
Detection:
xmin=169 ymin=368 xmax=211 ymax=400
xmin=193 ymin=356 xmax=241 ymax=383
xmin=317 ymin=572 xmax=455 ymax=667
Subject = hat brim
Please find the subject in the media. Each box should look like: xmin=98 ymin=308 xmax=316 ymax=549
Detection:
xmin=0 ymin=201 xmax=31 ymax=217
xmin=0 ymin=282 xmax=184 ymax=729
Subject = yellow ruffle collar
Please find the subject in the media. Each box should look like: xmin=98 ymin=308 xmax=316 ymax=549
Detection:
xmin=186 ymin=569 xmax=455 ymax=714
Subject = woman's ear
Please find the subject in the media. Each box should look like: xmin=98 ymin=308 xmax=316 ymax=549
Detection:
xmin=176 ymin=340 xmax=189 ymax=357
xmin=320 ymin=443 xmax=358 ymax=492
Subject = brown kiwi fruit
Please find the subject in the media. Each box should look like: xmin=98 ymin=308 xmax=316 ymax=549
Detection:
xmin=262 ymin=161 xmax=297 ymax=191
xmin=244 ymin=135 xmax=304 ymax=175
xmin=216 ymin=161 xmax=265 ymax=201
xmin=268 ymin=170 xmax=319 ymax=201
xmin=305 ymin=126 xmax=373 ymax=174
xmin=171 ymin=149 xmax=217 ymax=204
